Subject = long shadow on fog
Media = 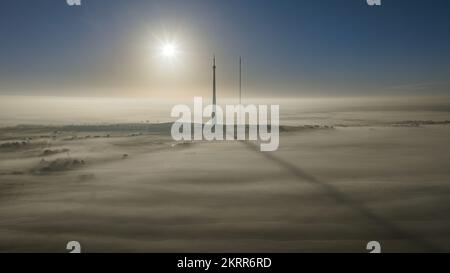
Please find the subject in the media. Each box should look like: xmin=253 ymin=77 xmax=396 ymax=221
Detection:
xmin=242 ymin=141 xmax=443 ymax=252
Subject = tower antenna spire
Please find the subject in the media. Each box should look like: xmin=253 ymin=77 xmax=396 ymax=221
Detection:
xmin=239 ymin=56 xmax=242 ymax=105
xmin=212 ymin=55 xmax=216 ymax=120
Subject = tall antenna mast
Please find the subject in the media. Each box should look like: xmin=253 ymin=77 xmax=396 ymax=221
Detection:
xmin=212 ymin=55 xmax=216 ymax=120
xmin=239 ymin=56 xmax=242 ymax=105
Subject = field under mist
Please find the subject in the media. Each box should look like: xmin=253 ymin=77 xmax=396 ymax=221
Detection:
xmin=0 ymin=96 xmax=449 ymax=252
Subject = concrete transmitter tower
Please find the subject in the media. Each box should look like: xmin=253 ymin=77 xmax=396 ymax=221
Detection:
xmin=212 ymin=56 xmax=217 ymax=120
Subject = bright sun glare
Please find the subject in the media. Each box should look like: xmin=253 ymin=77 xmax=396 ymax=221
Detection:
xmin=161 ymin=42 xmax=178 ymax=58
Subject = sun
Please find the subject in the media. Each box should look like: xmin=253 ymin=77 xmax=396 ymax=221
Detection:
xmin=161 ymin=42 xmax=178 ymax=58
xmin=151 ymin=33 xmax=182 ymax=64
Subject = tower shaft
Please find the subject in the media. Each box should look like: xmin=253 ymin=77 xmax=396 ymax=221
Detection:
xmin=239 ymin=57 xmax=242 ymax=105
xmin=212 ymin=57 xmax=216 ymax=119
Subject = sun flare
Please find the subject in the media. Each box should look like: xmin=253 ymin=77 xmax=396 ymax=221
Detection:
xmin=160 ymin=42 xmax=178 ymax=58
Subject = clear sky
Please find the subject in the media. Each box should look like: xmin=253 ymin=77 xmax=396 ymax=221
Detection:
xmin=1 ymin=0 xmax=449 ymax=98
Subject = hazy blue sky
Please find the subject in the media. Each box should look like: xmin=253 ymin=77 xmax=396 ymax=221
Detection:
xmin=0 ymin=0 xmax=449 ymax=97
